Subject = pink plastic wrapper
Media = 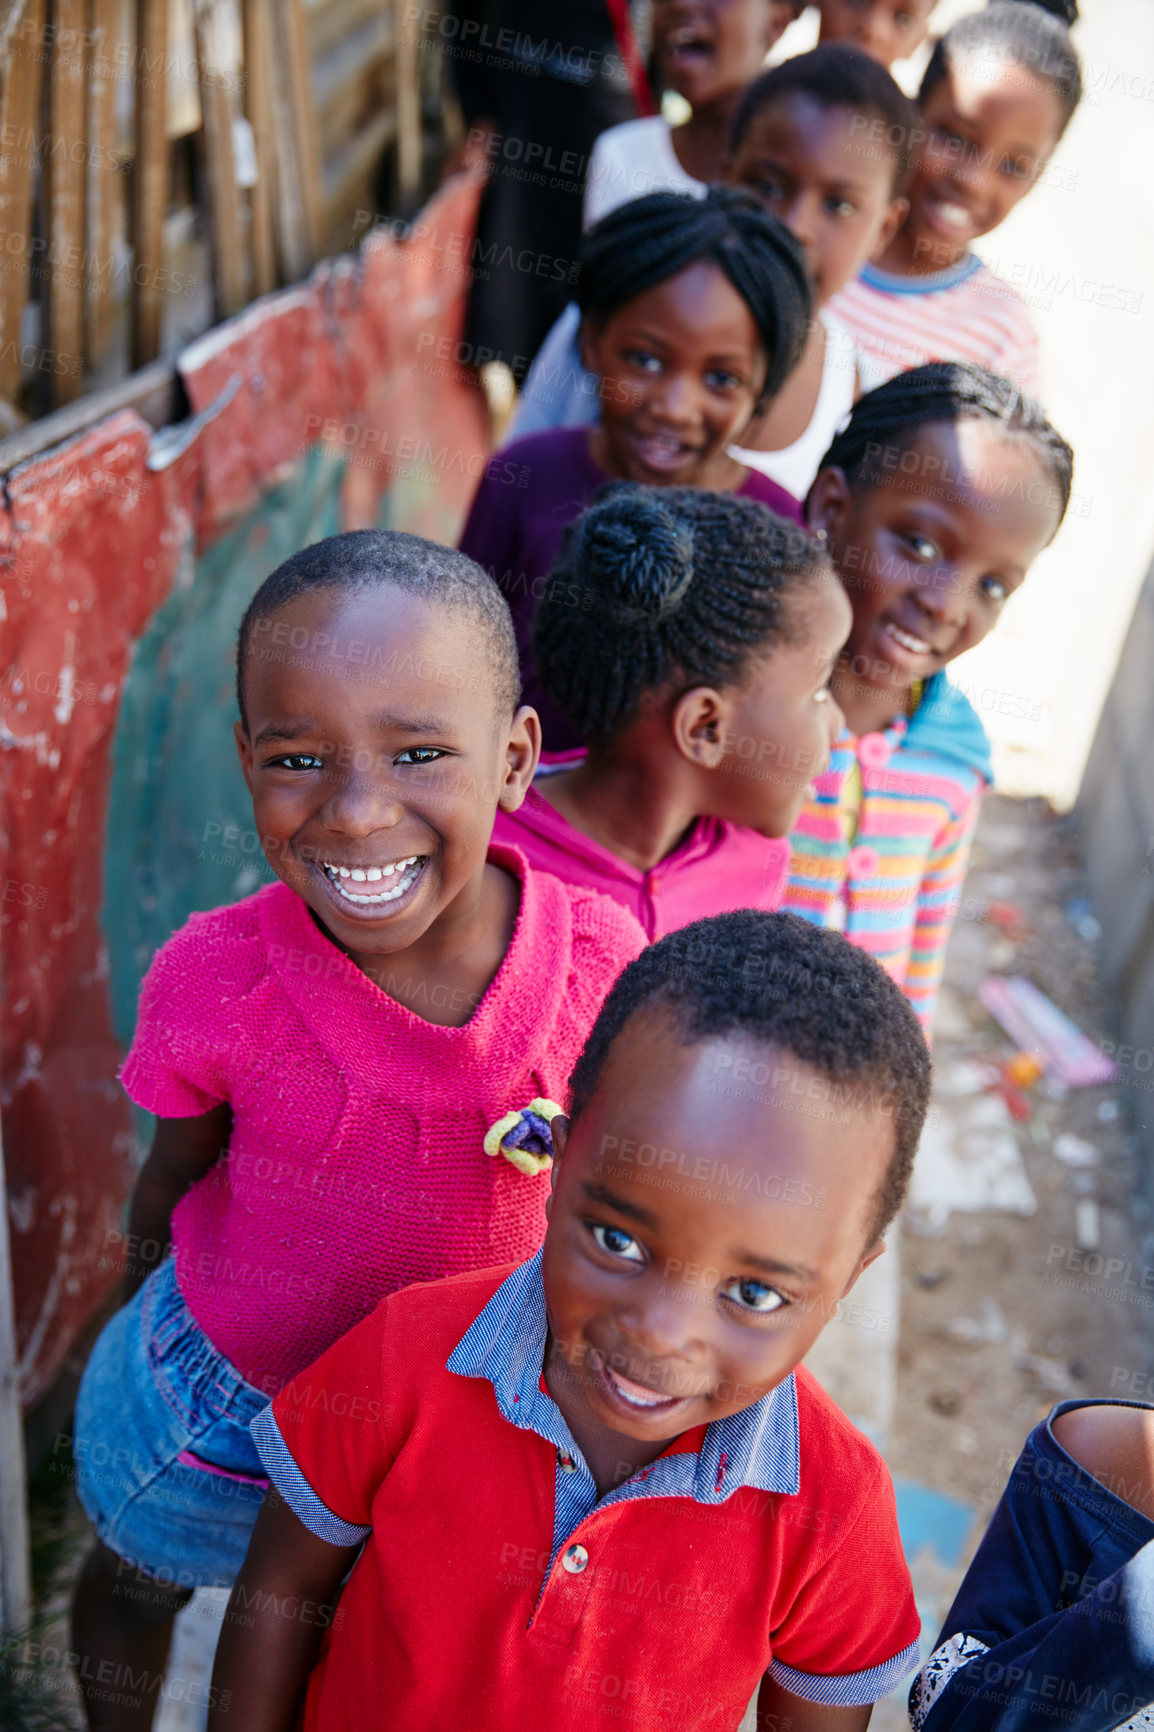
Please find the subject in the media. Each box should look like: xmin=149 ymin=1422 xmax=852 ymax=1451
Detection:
xmin=978 ymin=975 xmax=1117 ymax=1088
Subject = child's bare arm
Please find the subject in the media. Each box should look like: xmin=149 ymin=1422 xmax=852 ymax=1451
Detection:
xmin=122 ymin=1103 xmax=232 ymax=1299
xmin=757 ymin=1675 xmax=873 ymax=1731
xmin=208 ymin=1490 xmax=360 ymax=1732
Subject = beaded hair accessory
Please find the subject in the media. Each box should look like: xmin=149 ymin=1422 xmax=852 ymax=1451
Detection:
xmin=484 ymin=1099 xmax=566 ymax=1176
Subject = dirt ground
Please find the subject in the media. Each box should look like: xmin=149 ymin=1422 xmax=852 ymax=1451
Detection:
xmin=892 ymin=793 xmax=1152 ymax=1539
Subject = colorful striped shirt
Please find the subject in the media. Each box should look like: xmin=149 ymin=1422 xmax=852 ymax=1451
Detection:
xmin=783 ymin=673 xmax=993 ymax=1033
xmin=829 ymin=255 xmax=1041 ymax=396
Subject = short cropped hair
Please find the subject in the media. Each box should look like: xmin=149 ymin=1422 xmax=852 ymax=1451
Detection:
xmin=568 ymin=910 xmax=932 ymax=1245
xmin=731 ymin=45 xmax=920 ymax=198
xmin=235 ymin=529 xmax=520 ymax=730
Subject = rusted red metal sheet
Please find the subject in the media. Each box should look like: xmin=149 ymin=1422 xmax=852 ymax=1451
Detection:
xmin=0 ymin=413 xmax=194 ymax=1406
xmin=1 ymin=172 xmax=490 ymax=1410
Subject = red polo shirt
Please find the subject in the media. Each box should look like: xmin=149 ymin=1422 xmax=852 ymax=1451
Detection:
xmin=257 ymin=1257 xmax=919 ymax=1731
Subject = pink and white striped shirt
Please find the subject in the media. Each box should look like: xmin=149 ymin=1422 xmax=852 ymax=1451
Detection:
xmin=829 ymin=255 xmax=1041 ymax=396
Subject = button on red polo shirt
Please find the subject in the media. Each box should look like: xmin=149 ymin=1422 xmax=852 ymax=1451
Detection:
xmin=255 ymin=1255 xmax=919 ymax=1731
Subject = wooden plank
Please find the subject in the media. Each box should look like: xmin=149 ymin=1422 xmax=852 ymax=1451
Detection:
xmin=48 ymin=0 xmax=89 ymax=406
xmin=322 ymin=105 xmax=394 ymax=252
xmin=86 ymin=0 xmax=119 ymax=363
xmin=283 ymin=0 xmax=322 ymax=257
xmin=131 ymin=0 xmax=167 ymax=367
xmin=393 ymin=0 xmax=420 ymax=206
xmin=192 ymin=0 xmax=246 ymax=317
xmin=266 ymin=13 xmax=308 ymax=279
xmin=241 ymin=0 xmax=275 ymax=295
xmin=305 ymin=0 xmax=383 ymax=61
xmin=0 ymin=0 xmax=46 ymax=403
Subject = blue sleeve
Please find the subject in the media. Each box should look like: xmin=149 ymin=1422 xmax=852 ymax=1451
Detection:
xmin=506 ymin=303 xmax=597 ymax=442
xmin=911 ymin=1411 xmax=1154 ymax=1732
xmin=912 ymin=1541 xmax=1154 ymax=1731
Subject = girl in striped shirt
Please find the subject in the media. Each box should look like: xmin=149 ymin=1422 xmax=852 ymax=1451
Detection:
xmin=783 ymin=362 xmax=1072 ymax=1033
xmin=830 ymin=2 xmax=1082 ymax=396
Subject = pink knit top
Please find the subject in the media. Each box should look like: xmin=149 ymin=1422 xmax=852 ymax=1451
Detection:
xmin=492 ymin=758 xmax=791 ymax=941
xmin=119 ymin=844 xmax=646 ymax=1391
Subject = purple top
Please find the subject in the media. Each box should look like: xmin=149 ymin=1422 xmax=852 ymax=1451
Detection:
xmin=458 ymin=427 xmax=803 ymax=749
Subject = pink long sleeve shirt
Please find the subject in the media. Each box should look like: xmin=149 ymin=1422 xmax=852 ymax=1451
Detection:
xmin=492 ymin=758 xmax=791 ymax=942
xmin=119 ymin=844 xmax=646 ymax=1391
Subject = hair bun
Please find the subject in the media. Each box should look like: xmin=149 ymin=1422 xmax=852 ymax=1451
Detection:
xmin=578 ymin=488 xmax=695 ymax=621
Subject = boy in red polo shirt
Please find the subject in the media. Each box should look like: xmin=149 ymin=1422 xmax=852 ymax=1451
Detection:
xmin=210 ymin=912 xmax=929 ymax=1732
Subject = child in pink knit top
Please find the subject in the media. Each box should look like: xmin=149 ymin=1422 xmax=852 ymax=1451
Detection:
xmin=70 ymin=530 xmax=645 ymax=1730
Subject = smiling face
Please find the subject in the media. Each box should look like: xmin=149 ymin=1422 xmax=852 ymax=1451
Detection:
xmin=584 ymin=262 xmax=767 ymax=489
xmin=702 ymin=568 xmax=850 ymax=834
xmin=652 ymin=0 xmax=794 ymax=109
xmin=235 ymin=584 xmax=536 ymax=972
xmin=542 ymin=1012 xmax=891 ymax=1462
xmin=902 ymin=64 xmax=1066 ymax=269
xmin=729 ymin=95 xmax=907 ymax=305
xmin=807 ymin=419 xmax=1061 ymax=718
xmin=818 ymin=0 xmax=936 ymax=68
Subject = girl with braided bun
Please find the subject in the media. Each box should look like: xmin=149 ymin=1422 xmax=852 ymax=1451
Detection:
xmin=784 ymin=360 xmax=1074 ymax=1032
xmin=492 ymin=485 xmax=850 ymax=939
xmin=458 ymin=186 xmax=813 ymax=749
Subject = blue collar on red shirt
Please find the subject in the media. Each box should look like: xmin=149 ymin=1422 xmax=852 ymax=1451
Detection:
xmin=447 ymin=1249 xmax=801 ymax=1506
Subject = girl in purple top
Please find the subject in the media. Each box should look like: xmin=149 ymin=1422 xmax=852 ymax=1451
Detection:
xmin=492 ymin=486 xmax=851 ymax=938
xmin=459 ymin=187 xmax=813 ymax=747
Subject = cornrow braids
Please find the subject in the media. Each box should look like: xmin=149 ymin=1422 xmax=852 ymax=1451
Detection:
xmin=731 ymin=45 xmax=919 ymax=198
xmin=236 ymin=529 xmax=520 ymax=731
xmin=920 ymin=2 xmax=1081 ymax=138
xmin=811 ymin=360 xmax=1074 ymax=528
xmin=576 ymin=186 xmax=813 ymax=405
xmin=533 ymin=484 xmax=830 ymax=749
xmin=567 ymin=909 xmax=931 ymax=1246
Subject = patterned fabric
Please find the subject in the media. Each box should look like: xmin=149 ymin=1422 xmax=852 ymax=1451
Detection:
xmin=910 ymin=1633 xmax=991 ymax=1730
xmin=255 ymin=1257 xmax=920 ymax=1731
xmin=783 ymin=672 xmax=991 ymax=1032
xmin=829 ymin=254 xmax=1041 ymax=396
xmin=119 ymin=843 xmax=646 ymax=1390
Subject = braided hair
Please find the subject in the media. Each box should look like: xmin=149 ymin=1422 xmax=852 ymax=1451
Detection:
xmin=731 ymin=45 xmax=920 ymax=198
xmin=811 ymin=361 xmax=1074 ymax=528
xmin=236 ymin=530 xmax=520 ymax=731
xmin=921 ymin=2 xmax=1081 ymax=137
xmin=533 ymin=485 xmax=830 ymax=749
xmin=567 ymin=909 xmax=932 ymax=1246
xmin=576 ymin=187 xmax=813 ymax=406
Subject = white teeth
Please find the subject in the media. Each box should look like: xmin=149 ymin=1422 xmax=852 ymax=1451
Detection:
xmin=887 ymin=624 xmax=931 ymax=655
xmin=607 ymin=1368 xmax=672 ymax=1408
xmin=320 ymin=858 xmax=424 ymax=905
